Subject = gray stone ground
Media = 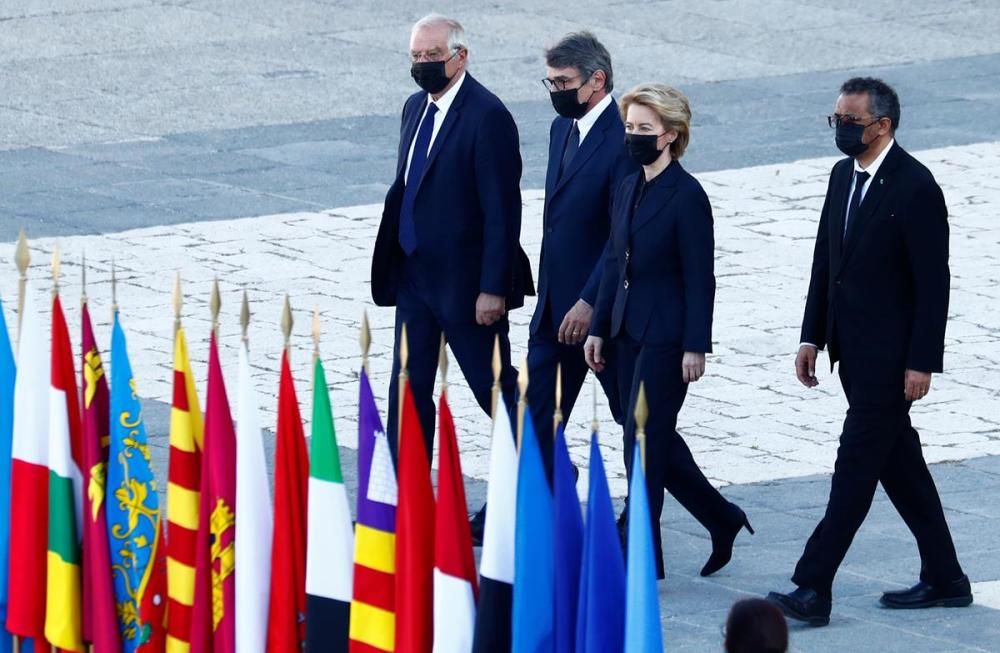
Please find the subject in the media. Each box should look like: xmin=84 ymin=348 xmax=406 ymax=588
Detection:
xmin=4 ymin=0 xmax=1000 ymax=649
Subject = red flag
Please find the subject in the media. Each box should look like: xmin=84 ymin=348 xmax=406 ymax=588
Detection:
xmin=136 ymin=519 xmax=167 ymax=653
xmin=394 ymin=382 xmax=435 ymax=653
xmin=80 ymin=302 xmax=122 ymax=652
xmin=266 ymin=350 xmax=309 ymax=651
xmin=190 ymin=333 xmax=237 ymax=653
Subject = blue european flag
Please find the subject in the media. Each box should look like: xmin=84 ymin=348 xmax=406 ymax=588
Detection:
xmin=576 ymin=433 xmax=625 ymax=653
xmin=512 ymin=414 xmax=555 ymax=651
xmin=624 ymin=446 xmax=663 ymax=653
xmin=553 ymin=423 xmax=583 ymax=653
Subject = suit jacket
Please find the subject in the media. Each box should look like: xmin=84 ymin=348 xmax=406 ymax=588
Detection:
xmin=592 ymin=161 xmax=715 ymax=351
xmin=371 ymin=74 xmax=534 ymax=323
xmin=801 ymin=142 xmax=950 ymax=372
xmin=529 ymin=100 xmax=637 ymax=335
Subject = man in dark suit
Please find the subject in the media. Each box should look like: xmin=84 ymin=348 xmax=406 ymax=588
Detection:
xmin=527 ymin=32 xmax=635 ymax=476
xmin=768 ymin=78 xmax=971 ymax=626
xmin=371 ymin=14 xmax=533 ymax=457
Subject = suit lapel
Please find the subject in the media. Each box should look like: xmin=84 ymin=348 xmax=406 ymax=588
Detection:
xmin=631 ymin=162 xmax=680 ymax=233
xmin=545 ymin=119 xmax=571 ymax=202
xmin=829 ymin=161 xmax=852 ymax=266
xmin=397 ymin=100 xmax=423 ymax=178
xmin=414 ymin=75 xmax=473 ymax=195
xmin=841 ymin=143 xmax=902 ymax=267
xmin=552 ymin=101 xmax=617 ymax=197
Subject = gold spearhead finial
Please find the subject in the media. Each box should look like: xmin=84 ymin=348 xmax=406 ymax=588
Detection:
xmin=516 ymin=354 xmax=529 ymax=451
xmin=360 ymin=310 xmax=371 ymax=370
xmin=635 ymin=381 xmax=649 ymax=472
xmin=81 ymin=252 xmax=87 ymax=305
xmin=517 ymin=353 xmax=529 ymax=397
xmin=240 ymin=289 xmax=250 ymax=345
xmin=110 ymin=259 xmax=118 ymax=316
xmin=173 ymin=272 xmax=182 ymax=325
xmin=312 ymin=305 xmax=321 ymax=357
xmin=400 ymin=322 xmax=410 ymax=372
xmin=492 ymin=334 xmax=501 ymax=384
xmin=554 ymin=362 xmax=563 ymax=430
xmin=15 ymin=228 xmax=29 ymax=276
xmin=281 ymin=294 xmax=293 ymax=349
xmin=591 ymin=372 xmax=599 ymax=434
xmin=438 ymin=334 xmax=448 ymax=391
xmin=50 ymin=243 xmax=61 ymax=296
xmin=210 ymin=278 xmax=221 ymax=331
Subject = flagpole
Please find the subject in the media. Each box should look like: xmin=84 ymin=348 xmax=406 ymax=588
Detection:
xmin=398 ymin=322 xmax=409 ymax=445
xmin=110 ymin=259 xmax=118 ymax=319
xmin=81 ymin=253 xmax=88 ymax=309
xmin=240 ymin=289 xmax=250 ymax=350
xmin=489 ymin=334 xmax=500 ymax=420
xmin=553 ymin=362 xmax=563 ymax=436
xmin=438 ymin=334 xmax=448 ymax=398
xmin=516 ymin=356 xmax=528 ymax=452
xmin=360 ymin=311 xmax=371 ymax=375
xmin=14 ymin=228 xmax=29 ymax=349
xmin=591 ymin=372 xmax=599 ymax=435
xmin=634 ymin=381 xmax=649 ymax=474
xmin=51 ymin=243 xmax=61 ymax=298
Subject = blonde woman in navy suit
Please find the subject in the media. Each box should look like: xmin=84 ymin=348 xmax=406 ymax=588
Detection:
xmin=585 ymin=83 xmax=752 ymax=579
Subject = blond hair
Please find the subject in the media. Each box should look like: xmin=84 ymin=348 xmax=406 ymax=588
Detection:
xmin=620 ymin=83 xmax=692 ymax=158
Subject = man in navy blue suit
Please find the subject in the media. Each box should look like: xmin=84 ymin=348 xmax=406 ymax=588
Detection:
xmin=527 ymin=32 xmax=635 ymax=478
xmin=371 ymin=14 xmax=534 ymax=458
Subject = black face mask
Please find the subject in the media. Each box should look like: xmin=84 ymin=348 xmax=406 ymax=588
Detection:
xmin=549 ymin=85 xmax=591 ymax=120
xmin=835 ymin=121 xmax=872 ymax=157
xmin=411 ymin=54 xmax=455 ymax=94
xmin=625 ymin=133 xmax=665 ymax=166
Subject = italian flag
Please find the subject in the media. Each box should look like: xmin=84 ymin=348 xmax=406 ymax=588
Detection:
xmin=46 ymin=294 xmax=85 ymax=652
xmin=305 ymin=356 xmax=354 ymax=651
xmin=5 ymin=282 xmax=49 ymax=641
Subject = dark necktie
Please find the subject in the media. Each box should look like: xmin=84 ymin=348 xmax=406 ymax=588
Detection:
xmin=399 ymin=102 xmax=439 ymax=255
xmin=559 ymin=121 xmax=580 ymax=179
xmin=843 ymin=170 xmax=870 ymax=243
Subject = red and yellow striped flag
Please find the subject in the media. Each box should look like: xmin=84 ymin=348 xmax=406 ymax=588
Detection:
xmin=166 ymin=325 xmax=204 ymax=653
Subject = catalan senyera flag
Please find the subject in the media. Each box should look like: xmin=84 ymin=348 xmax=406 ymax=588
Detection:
xmin=432 ymin=391 xmax=477 ymax=653
xmin=395 ymin=381 xmax=434 ymax=653
xmin=305 ymin=356 xmax=353 ymax=652
xmin=266 ymin=350 xmax=309 ymax=651
xmin=190 ymin=333 xmax=236 ymax=653
xmin=349 ymin=368 xmax=396 ymax=653
xmin=45 ymin=295 xmax=85 ymax=652
xmin=6 ymin=281 xmax=50 ymax=643
xmin=0 ymin=299 xmax=19 ymax=653
xmin=107 ymin=311 xmax=164 ymax=653
xmin=166 ymin=324 xmax=204 ymax=653
xmin=80 ymin=302 xmax=122 ymax=653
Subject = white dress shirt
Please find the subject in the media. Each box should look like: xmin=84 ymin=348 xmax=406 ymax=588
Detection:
xmin=404 ymin=72 xmax=467 ymax=184
xmin=801 ymin=138 xmax=895 ymax=351
xmin=575 ymin=93 xmax=613 ymax=144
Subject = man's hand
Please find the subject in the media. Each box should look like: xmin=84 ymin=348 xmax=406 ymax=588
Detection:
xmin=682 ymin=352 xmax=706 ymax=383
xmin=904 ymin=369 xmax=932 ymax=402
xmin=795 ymin=345 xmax=819 ymax=388
xmin=558 ymin=299 xmax=594 ymax=345
xmin=476 ymin=293 xmax=506 ymax=326
xmin=584 ymin=336 xmax=605 ymax=372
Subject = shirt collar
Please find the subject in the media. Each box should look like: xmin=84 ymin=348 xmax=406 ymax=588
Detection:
xmin=854 ymin=137 xmax=895 ymax=178
xmin=426 ymin=71 xmax=466 ymax=117
xmin=576 ymin=93 xmax=613 ymax=142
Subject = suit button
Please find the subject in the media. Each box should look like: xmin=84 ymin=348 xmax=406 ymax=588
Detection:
xmin=624 ymin=279 xmax=629 ymax=289
xmin=625 ymin=249 xmax=630 ymax=261
xmin=546 ymin=227 xmax=553 ymax=234
xmin=835 ymin=280 xmax=841 ymax=285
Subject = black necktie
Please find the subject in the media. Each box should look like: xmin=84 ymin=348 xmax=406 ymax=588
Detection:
xmin=559 ymin=121 xmax=580 ymax=179
xmin=843 ymin=170 xmax=870 ymax=243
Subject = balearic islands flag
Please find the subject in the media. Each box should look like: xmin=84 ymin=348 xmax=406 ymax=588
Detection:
xmin=234 ymin=340 xmax=272 ymax=653
xmin=0 ymin=300 xmax=20 ymax=653
xmin=6 ymin=282 xmax=50 ymax=643
xmin=348 ymin=369 xmax=396 ymax=653
xmin=45 ymin=294 xmax=85 ymax=652
xmin=166 ymin=323 xmax=204 ymax=653
xmin=305 ymin=356 xmax=353 ymax=651
xmin=432 ymin=391 xmax=477 ymax=653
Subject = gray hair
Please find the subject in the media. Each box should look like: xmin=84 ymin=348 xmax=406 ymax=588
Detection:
xmin=545 ymin=31 xmax=614 ymax=93
xmin=412 ymin=14 xmax=468 ymax=53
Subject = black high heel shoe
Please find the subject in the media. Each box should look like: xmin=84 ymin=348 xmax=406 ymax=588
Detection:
xmin=700 ymin=507 xmax=754 ymax=577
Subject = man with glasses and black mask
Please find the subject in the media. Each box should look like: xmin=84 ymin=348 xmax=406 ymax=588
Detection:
xmin=372 ymin=14 xmax=533 ymax=466
xmin=768 ymin=77 xmax=971 ymax=626
xmin=525 ymin=32 xmax=635 ymax=487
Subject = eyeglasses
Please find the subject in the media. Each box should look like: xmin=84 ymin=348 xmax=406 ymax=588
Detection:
xmin=541 ymin=74 xmax=584 ymax=92
xmin=827 ymin=113 xmax=884 ymax=128
xmin=410 ymin=48 xmax=458 ymax=64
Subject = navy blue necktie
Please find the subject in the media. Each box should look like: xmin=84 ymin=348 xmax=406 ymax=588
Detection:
xmin=399 ymin=103 xmax=439 ymax=254
xmin=843 ymin=170 xmax=870 ymax=243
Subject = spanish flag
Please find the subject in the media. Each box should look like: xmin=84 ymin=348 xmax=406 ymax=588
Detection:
xmin=166 ymin=324 xmax=204 ymax=653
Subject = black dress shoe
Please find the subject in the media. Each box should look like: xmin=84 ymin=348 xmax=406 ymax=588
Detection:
xmin=700 ymin=506 xmax=754 ymax=577
xmin=880 ymin=575 xmax=973 ymax=609
xmin=766 ymin=587 xmax=831 ymax=627
xmin=469 ymin=504 xmax=486 ymax=547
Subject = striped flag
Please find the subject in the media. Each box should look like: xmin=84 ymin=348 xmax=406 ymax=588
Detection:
xmin=266 ymin=350 xmax=309 ymax=651
xmin=305 ymin=356 xmax=353 ymax=651
xmin=190 ymin=333 xmax=236 ymax=653
xmin=80 ymin=302 xmax=122 ymax=653
xmin=349 ymin=368 xmax=396 ymax=653
xmin=0 ymin=300 xmax=20 ymax=653
xmin=5 ymin=282 xmax=50 ymax=643
xmin=107 ymin=311 xmax=164 ymax=653
xmin=470 ymin=397 xmax=517 ymax=653
xmin=166 ymin=325 xmax=204 ymax=653
xmin=45 ymin=294 xmax=85 ymax=652
xmin=552 ymin=423 xmax=583 ymax=653
xmin=432 ymin=391 xmax=477 ymax=653
xmin=624 ymin=447 xmax=663 ymax=653
xmin=234 ymin=342 xmax=272 ymax=653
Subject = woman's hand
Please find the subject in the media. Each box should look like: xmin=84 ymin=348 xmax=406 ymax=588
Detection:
xmin=584 ymin=336 xmax=605 ymax=372
xmin=682 ymin=352 xmax=706 ymax=383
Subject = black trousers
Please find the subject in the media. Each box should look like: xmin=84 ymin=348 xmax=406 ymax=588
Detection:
xmin=792 ymin=354 xmax=964 ymax=597
xmin=386 ymin=253 xmax=518 ymax=462
xmin=616 ymin=336 xmax=738 ymax=578
xmin=526 ymin=303 xmax=623 ymax=481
